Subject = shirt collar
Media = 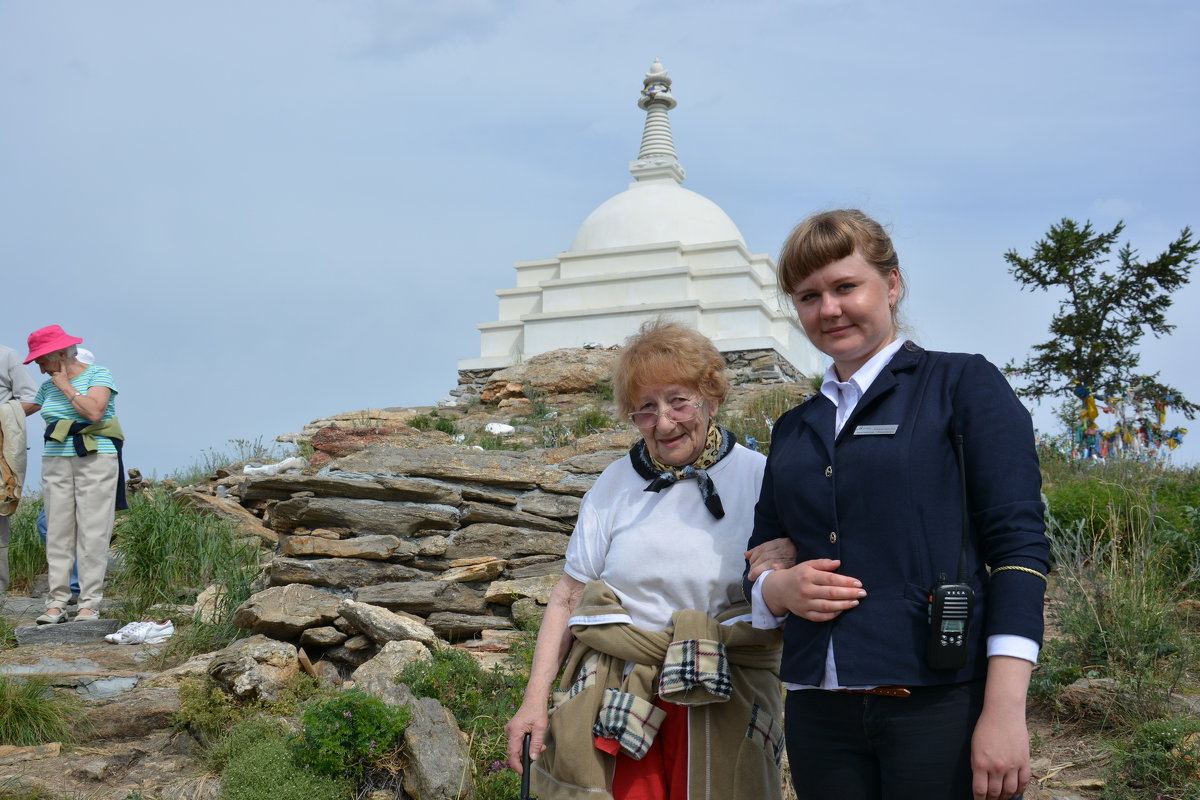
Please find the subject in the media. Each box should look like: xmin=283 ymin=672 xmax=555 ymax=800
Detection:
xmin=820 ymin=338 xmax=906 ymax=408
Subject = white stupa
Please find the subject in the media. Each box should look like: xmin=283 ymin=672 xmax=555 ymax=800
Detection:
xmin=458 ymin=59 xmax=819 ymax=381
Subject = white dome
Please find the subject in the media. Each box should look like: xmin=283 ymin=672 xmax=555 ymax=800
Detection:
xmin=569 ymin=180 xmax=745 ymax=252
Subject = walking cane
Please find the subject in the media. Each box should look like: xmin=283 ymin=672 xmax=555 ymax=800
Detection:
xmin=520 ymin=732 xmax=533 ymax=800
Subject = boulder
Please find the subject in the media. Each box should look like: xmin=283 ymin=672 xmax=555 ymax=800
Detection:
xmin=516 ymin=489 xmax=582 ymax=519
xmin=349 ymin=640 xmax=431 ymax=698
xmin=329 ymin=446 xmax=560 ymax=490
xmin=308 ymin=425 xmax=453 ymax=467
xmin=354 ymin=581 xmax=488 ymax=616
xmin=438 ymin=557 xmax=505 ymax=583
xmin=281 ymin=533 xmax=417 ymax=561
xmin=13 ymin=619 xmax=122 ymax=646
xmin=511 ymin=597 xmax=545 ymax=629
xmin=299 ymin=626 xmax=348 ymax=649
xmin=482 ymin=348 xmax=617 ymax=401
xmin=231 ymin=584 xmax=341 ymax=639
xmin=267 ymin=556 xmax=432 ymax=588
xmin=458 ymin=501 xmax=572 ymax=532
xmin=485 ymin=574 xmax=561 ymax=605
xmin=509 ymin=558 xmax=565 ymax=579
xmin=85 ymin=686 xmax=180 ymax=740
xmin=270 ymin=496 xmax=459 ymax=537
xmin=172 ymin=489 xmax=278 ymax=544
xmin=337 ymin=600 xmax=440 ymax=648
xmin=445 ymin=523 xmax=570 ymax=560
xmin=241 ymin=473 xmax=462 ymax=505
xmin=402 ymin=694 xmax=474 ymax=800
xmin=553 ymin=449 xmax=629 ymax=474
xmin=207 ymin=635 xmax=299 ymax=702
xmin=426 ymin=612 xmax=515 ymax=639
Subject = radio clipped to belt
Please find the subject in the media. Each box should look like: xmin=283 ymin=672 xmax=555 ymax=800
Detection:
xmin=927 ymin=434 xmax=975 ymax=671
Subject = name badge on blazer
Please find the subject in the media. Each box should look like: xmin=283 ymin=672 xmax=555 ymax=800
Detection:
xmin=854 ymin=424 xmax=899 ymax=436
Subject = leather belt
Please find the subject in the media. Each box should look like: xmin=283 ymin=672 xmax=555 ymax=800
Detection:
xmin=833 ymin=685 xmax=912 ymax=698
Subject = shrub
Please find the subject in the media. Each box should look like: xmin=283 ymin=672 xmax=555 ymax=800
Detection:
xmin=0 ymin=676 xmax=86 ymax=746
xmin=1103 ymin=716 xmax=1200 ymax=799
xmin=210 ymin=717 xmax=351 ymax=800
xmin=293 ymin=690 xmax=410 ymax=780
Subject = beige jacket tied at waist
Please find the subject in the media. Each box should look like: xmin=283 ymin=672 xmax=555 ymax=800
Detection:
xmin=0 ymin=400 xmax=28 ymax=516
xmin=532 ymin=580 xmax=784 ymax=800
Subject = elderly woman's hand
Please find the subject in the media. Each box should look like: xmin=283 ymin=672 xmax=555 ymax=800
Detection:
xmin=761 ymin=559 xmax=867 ymax=622
xmin=505 ymin=700 xmax=549 ymax=775
xmin=745 ymin=537 xmax=798 ymax=580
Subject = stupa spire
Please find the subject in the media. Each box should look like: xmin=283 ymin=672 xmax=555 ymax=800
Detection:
xmin=631 ymin=59 xmax=685 ymax=184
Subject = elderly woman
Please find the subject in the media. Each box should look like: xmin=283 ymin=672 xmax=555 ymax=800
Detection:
xmin=748 ymin=210 xmax=1049 ymax=800
xmin=23 ymin=325 xmax=125 ymax=624
xmin=505 ymin=319 xmax=791 ymax=800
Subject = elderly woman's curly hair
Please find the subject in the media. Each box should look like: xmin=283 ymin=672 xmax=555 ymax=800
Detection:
xmin=612 ymin=318 xmax=730 ymax=416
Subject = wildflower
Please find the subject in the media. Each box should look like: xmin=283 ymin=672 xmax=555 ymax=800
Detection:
xmin=489 ymin=760 xmax=505 ymax=773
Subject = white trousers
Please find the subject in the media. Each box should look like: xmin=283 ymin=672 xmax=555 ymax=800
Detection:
xmin=42 ymin=454 xmax=118 ymax=610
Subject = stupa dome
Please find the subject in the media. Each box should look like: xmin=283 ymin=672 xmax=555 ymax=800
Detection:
xmin=569 ymin=180 xmax=745 ymax=251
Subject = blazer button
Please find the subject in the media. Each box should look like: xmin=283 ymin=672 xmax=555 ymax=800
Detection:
xmin=829 ymin=531 xmax=838 ymax=543
xmin=824 ymin=465 xmax=833 ymax=478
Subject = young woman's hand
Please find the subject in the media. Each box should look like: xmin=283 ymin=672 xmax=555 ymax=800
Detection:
xmin=760 ymin=559 xmax=866 ymax=621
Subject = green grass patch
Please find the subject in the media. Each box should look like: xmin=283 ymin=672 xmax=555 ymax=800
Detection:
xmin=174 ymin=674 xmax=330 ymax=747
xmin=1036 ymin=483 xmax=1199 ymax=725
xmin=718 ymin=387 xmax=803 ymax=454
xmin=570 ymin=406 xmax=615 ymax=438
xmin=0 ymin=676 xmax=86 ymax=746
xmin=109 ymin=488 xmax=264 ymax=634
xmin=209 ymin=717 xmax=352 ymax=800
xmin=408 ymin=414 xmax=457 ymax=435
xmin=0 ymin=617 xmax=16 ymax=650
xmin=170 ymin=436 xmax=297 ymax=486
xmin=4 ymin=497 xmax=45 ymax=594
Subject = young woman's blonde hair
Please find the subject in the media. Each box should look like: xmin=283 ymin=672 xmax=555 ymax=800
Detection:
xmin=612 ymin=318 xmax=730 ymax=416
xmin=777 ymin=209 xmax=907 ymax=319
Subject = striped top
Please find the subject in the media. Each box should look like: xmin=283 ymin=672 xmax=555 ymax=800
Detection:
xmin=35 ymin=365 xmax=119 ymax=456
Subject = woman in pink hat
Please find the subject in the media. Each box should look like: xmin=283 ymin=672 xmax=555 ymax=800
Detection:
xmin=23 ymin=325 xmax=126 ymax=624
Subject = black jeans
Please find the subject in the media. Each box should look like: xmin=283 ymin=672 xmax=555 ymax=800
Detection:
xmin=785 ymin=682 xmax=990 ymax=800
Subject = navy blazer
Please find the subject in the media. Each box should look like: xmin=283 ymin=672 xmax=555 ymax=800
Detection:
xmin=747 ymin=342 xmax=1049 ymax=687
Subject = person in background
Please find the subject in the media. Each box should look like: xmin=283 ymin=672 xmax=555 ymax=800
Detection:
xmin=23 ymin=326 xmax=126 ymax=624
xmin=505 ymin=319 xmax=795 ymax=800
xmin=747 ymin=210 xmax=1049 ymax=800
xmin=0 ymin=342 xmax=39 ymax=597
xmin=33 ymin=347 xmax=94 ymax=605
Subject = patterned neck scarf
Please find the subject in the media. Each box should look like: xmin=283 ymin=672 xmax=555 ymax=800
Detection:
xmin=629 ymin=421 xmax=737 ymax=519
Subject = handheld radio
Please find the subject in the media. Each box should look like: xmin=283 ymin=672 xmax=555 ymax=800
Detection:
xmin=927 ymin=580 xmax=974 ymax=670
xmin=926 ymin=435 xmax=975 ymax=670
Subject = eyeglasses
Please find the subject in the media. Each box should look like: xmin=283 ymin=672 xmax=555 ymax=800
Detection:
xmin=627 ymin=399 xmax=705 ymax=429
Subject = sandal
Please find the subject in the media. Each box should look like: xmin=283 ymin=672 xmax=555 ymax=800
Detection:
xmin=74 ymin=608 xmax=101 ymax=621
xmin=36 ymin=608 xmax=67 ymax=625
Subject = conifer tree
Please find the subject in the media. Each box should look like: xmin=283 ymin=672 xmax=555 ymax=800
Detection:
xmin=1004 ymin=218 xmax=1199 ymax=418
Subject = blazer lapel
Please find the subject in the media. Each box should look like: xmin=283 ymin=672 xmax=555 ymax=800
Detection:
xmin=836 ymin=342 xmax=924 ymax=443
xmin=796 ymin=393 xmax=836 ymax=462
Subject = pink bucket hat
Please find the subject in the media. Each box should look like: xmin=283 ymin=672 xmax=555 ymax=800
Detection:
xmin=24 ymin=325 xmax=84 ymax=364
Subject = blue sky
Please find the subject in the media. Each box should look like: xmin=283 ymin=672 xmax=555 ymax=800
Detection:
xmin=3 ymin=0 xmax=1198 ymax=481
